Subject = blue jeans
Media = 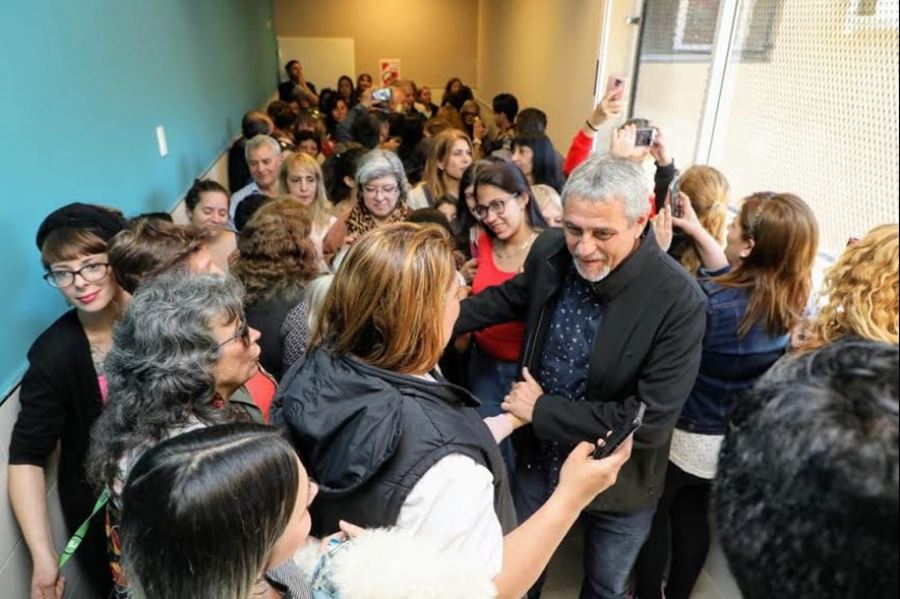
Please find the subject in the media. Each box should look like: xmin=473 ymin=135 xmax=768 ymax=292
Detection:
xmin=515 ymin=462 xmax=657 ymax=599
xmin=467 ymin=344 xmax=518 ymax=476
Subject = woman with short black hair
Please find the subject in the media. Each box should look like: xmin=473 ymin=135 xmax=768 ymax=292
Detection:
xmin=511 ymin=135 xmax=565 ymax=194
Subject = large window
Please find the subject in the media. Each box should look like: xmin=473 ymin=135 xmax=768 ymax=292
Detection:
xmin=631 ymin=0 xmax=899 ymax=256
xmin=641 ymin=0 xmax=780 ymax=62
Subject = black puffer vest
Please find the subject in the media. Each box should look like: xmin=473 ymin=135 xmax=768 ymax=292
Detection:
xmin=273 ymin=348 xmax=518 ymax=537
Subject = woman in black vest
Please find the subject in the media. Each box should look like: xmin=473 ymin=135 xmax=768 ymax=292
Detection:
xmin=274 ymin=222 xmax=633 ymax=598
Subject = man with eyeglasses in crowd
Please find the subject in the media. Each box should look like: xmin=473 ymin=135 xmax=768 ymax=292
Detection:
xmin=454 ymin=155 xmax=706 ymax=598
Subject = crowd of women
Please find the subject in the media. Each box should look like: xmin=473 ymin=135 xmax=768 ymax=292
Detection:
xmin=7 ymin=69 xmax=899 ymax=599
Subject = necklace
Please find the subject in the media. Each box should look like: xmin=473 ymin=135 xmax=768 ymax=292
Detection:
xmin=494 ymin=231 xmax=538 ymax=260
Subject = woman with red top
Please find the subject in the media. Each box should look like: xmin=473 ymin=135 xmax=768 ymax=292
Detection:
xmin=467 ymin=160 xmax=548 ymax=472
xmin=563 ymin=89 xmax=677 ymax=219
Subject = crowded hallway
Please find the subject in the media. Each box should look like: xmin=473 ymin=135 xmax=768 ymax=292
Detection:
xmin=1 ymin=1 xmax=898 ymax=598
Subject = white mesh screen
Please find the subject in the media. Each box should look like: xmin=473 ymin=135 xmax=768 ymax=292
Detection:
xmin=711 ymin=0 xmax=899 ymax=256
xmin=632 ymin=0 xmax=898 ymax=256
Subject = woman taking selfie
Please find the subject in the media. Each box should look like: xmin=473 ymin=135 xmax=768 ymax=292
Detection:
xmin=639 ymin=192 xmax=819 ymax=599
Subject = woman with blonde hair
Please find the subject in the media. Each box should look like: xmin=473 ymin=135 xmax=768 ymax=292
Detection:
xmin=640 ymin=191 xmax=819 ymax=599
xmin=531 ymin=183 xmax=563 ymax=227
xmin=460 ymin=99 xmax=487 ymax=150
xmin=279 ymin=151 xmax=337 ymax=262
xmin=407 ymin=129 xmax=474 ymax=209
xmin=274 ymin=222 xmax=633 ymax=599
xmin=232 ymin=198 xmax=319 ymax=380
xmin=799 ymin=223 xmax=899 ymax=350
xmin=669 ymin=165 xmax=729 ymax=276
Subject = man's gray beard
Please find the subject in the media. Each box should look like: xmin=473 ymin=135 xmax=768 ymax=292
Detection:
xmin=573 ymin=258 xmax=611 ymax=283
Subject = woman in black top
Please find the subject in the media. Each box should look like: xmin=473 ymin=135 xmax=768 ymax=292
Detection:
xmin=231 ymin=198 xmax=320 ymax=380
xmin=8 ymin=203 xmax=127 ymax=598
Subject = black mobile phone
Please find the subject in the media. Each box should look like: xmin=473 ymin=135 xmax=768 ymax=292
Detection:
xmin=592 ymin=402 xmax=645 ymax=459
xmin=634 ymin=128 xmax=656 ymax=147
xmin=668 ymin=174 xmax=682 ymax=217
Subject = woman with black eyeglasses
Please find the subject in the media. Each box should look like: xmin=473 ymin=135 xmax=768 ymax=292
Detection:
xmin=85 ymin=271 xmax=263 ymax=597
xmin=466 ymin=161 xmax=548 ymax=477
xmin=8 ymin=203 xmax=127 ymax=598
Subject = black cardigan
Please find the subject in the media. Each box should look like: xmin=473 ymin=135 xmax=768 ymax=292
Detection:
xmin=454 ymin=228 xmax=707 ymax=513
xmin=8 ymin=309 xmax=112 ymax=595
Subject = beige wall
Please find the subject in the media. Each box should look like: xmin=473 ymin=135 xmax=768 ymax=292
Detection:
xmin=477 ymin=0 xmax=606 ymax=151
xmin=273 ymin=0 xmax=479 ymax=90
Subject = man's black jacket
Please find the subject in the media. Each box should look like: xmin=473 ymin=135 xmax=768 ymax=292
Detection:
xmin=454 ymin=228 xmax=706 ymax=512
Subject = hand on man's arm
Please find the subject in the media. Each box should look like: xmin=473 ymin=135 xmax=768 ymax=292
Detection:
xmin=530 ymin=295 xmax=706 ymax=449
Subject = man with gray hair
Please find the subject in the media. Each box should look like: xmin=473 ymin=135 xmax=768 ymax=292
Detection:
xmin=228 ymin=134 xmax=283 ymax=229
xmin=454 ymin=155 xmax=706 ymax=598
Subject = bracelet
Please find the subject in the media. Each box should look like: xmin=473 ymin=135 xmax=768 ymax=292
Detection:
xmin=585 ymin=119 xmax=599 ymax=132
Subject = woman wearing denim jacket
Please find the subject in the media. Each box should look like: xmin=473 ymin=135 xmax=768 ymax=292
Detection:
xmin=635 ymin=191 xmax=820 ymax=599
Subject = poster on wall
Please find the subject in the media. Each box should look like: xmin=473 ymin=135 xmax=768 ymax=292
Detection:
xmin=379 ymin=59 xmax=401 ymax=85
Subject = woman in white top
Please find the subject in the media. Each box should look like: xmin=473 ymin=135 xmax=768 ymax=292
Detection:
xmin=279 ymin=151 xmax=337 ymax=264
xmin=275 ymin=222 xmax=633 ymax=599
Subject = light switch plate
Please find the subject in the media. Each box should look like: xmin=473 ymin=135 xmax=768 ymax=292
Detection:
xmin=156 ymin=125 xmax=168 ymax=157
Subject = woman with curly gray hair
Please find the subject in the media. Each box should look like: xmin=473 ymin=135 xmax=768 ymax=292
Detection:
xmin=86 ymin=271 xmax=263 ymax=596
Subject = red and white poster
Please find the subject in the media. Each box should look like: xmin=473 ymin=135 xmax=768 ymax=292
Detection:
xmin=379 ymin=59 xmax=401 ymax=86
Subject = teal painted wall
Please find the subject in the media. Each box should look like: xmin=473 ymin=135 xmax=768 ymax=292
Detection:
xmin=0 ymin=1 xmax=277 ymax=397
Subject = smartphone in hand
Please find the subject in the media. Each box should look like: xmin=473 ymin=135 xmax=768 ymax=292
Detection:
xmin=372 ymin=87 xmax=392 ymax=103
xmin=606 ymin=74 xmax=627 ymax=100
xmin=592 ymin=402 xmax=645 ymax=460
xmin=666 ymin=174 xmax=682 ymax=217
xmin=634 ymin=128 xmax=656 ymax=147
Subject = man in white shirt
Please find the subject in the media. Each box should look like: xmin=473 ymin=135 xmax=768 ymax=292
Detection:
xmin=229 ymin=134 xmax=282 ymax=229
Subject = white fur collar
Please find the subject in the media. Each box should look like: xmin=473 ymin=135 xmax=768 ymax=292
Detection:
xmin=293 ymin=528 xmax=497 ymax=598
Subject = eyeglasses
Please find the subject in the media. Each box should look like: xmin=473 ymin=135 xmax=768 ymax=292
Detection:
xmin=43 ymin=263 xmax=111 ymax=288
xmin=462 ymin=111 xmax=479 ymax=117
xmin=217 ymin=321 xmax=251 ymax=349
xmin=363 ymin=184 xmax=399 ymax=197
xmin=473 ymin=195 xmax=517 ymax=220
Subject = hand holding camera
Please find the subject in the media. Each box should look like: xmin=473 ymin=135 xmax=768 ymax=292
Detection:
xmin=472 ymin=115 xmax=487 ymax=141
xmin=371 ymin=87 xmax=393 ymax=103
xmin=649 ymin=128 xmax=672 ymax=167
xmin=610 ymin=124 xmax=652 ymax=162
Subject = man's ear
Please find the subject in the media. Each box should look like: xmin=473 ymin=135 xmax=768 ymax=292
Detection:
xmin=343 ymin=176 xmax=355 ymax=189
xmin=633 ymin=213 xmax=649 ymax=238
